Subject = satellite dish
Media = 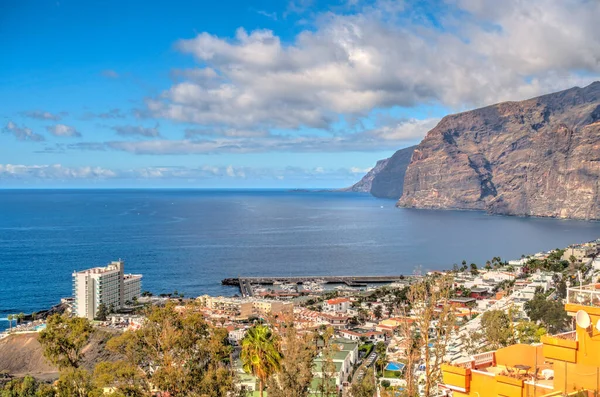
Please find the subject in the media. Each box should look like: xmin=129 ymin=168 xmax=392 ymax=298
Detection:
xmin=576 ymin=310 xmax=591 ymax=329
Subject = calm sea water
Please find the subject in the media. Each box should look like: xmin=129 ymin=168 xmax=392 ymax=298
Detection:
xmin=1 ymin=189 xmax=599 ymax=330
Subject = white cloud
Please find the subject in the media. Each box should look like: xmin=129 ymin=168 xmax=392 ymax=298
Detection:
xmin=147 ymin=0 xmax=600 ymax=134
xmin=46 ymin=124 xmax=81 ymax=137
xmin=350 ymin=166 xmax=372 ymax=174
xmin=79 ymin=117 xmax=434 ymax=155
xmin=0 ymin=164 xmax=115 ymax=179
xmin=366 ymin=118 xmax=440 ymax=141
xmin=184 ymin=128 xmax=270 ymax=138
xmin=22 ymin=110 xmax=64 ymax=121
xmin=0 ymin=163 xmax=367 ymax=182
xmin=112 ymin=124 xmax=160 ymax=138
xmin=3 ymin=121 xmax=45 ymax=142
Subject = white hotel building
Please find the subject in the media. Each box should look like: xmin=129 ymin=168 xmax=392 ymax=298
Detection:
xmin=72 ymin=260 xmax=142 ymax=320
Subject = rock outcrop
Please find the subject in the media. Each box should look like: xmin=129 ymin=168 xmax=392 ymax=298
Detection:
xmin=343 ymin=158 xmax=390 ymax=193
xmin=397 ymin=82 xmax=600 ymax=220
xmin=370 ymin=145 xmax=416 ymax=199
xmin=344 ymin=145 xmax=416 ymax=198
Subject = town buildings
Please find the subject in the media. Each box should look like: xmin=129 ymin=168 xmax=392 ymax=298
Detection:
xmin=198 ymin=295 xmax=293 ymax=319
xmin=323 ymin=297 xmax=351 ymax=313
xmin=313 ymin=338 xmax=359 ymax=389
xmin=72 ymin=260 xmax=142 ymax=320
xmin=562 ymin=243 xmax=598 ymax=263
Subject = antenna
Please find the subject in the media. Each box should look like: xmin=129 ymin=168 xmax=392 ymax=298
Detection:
xmin=576 ymin=310 xmax=591 ymax=329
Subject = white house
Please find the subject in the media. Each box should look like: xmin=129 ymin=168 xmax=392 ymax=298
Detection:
xmin=323 ymin=297 xmax=351 ymax=313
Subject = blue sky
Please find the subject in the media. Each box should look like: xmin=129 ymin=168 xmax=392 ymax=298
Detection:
xmin=1 ymin=0 xmax=599 ymax=188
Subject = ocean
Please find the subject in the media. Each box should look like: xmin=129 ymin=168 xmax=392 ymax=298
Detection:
xmin=1 ymin=189 xmax=599 ymax=330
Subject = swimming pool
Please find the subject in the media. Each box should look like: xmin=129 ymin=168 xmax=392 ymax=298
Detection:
xmin=385 ymin=362 xmax=405 ymax=371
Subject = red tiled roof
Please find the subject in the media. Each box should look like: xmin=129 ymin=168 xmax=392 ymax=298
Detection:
xmin=326 ymin=297 xmax=350 ymax=305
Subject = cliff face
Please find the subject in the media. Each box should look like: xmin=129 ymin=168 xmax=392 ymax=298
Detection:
xmin=370 ymin=145 xmax=416 ymax=199
xmin=398 ymin=82 xmax=600 ymax=220
xmin=344 ymin=145 xmax=416 ymax=198
xmin=343 ymin=158 xmax=390 ymax=193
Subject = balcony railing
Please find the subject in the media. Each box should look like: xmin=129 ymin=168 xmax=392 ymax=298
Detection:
xmin=552 ymin=330 xmax=577 ymax=340
xmin=473 ymin=351 xmax=495 ymax=367
xmin=567 ymin=284 xmax=600 ymax=307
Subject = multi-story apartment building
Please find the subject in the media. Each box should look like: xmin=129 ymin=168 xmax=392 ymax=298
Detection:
xmin=562 ymin=244 xmax=597 ymax=263
xmin=72 ymin=260 xmax=142 ymax=320
xmin=240 ymin=299 xmax=293 ymax=318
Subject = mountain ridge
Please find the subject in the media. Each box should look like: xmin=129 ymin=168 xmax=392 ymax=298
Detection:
xmin=397 ymin=81 xmax=600 ymax=220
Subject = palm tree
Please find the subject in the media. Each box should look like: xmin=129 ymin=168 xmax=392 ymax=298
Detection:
xmin=7 ymin=315 xmax=13 ymax=332
xmin=240 ymin=325 xmax=282 ymax=397
xmin=17 ymin=313 xmax=25 ymax=326
xmin=375 ymin=341 xmax=387 ymax=375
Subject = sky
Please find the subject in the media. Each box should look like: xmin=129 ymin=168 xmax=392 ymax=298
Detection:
xmin=1 ymin=0 xmax=600 ymax=188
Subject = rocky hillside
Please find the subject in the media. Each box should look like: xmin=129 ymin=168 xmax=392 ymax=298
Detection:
xmin=345 ymin=145 xmax=416 ymax=198
xmin=0 ymin=330 xmax=120 ymax=380
xmin=398 ymin=82 xmax=600 ymax=220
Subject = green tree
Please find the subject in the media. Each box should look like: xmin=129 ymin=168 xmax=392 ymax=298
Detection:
xmin=515 ymin=321 xmax=546 ymax=344
xmin=373 ymin=305 xmax=383 ymax=320
xmin=95 ymin=303 xmax=109 ymax=321
xmin=375 ymin=341 xmax=387 ymax=376
xmin=350 ymin=368 xmax=376 ymax=397
xmin=93 ymin=360 xmax=148 ymax=396
xmin=524 ymin=293 xmax=569 ymax=333
xmin=240 ymin=325 xmax=282 ymax=397
xmin=1 ymin=375 xmax=41 ymax=397
xmin=470 ymin=263 xmax=479 ymax=275
xmin=266 ymin=323 xmax=315 ymax=397
xmin=38 ymin=314 xmax=93 ymax=370
xmin=6 ymin=314 xmax=13 ymax=332
xmin=35 ymin=383 xmax=57 ymax=397
xmin=404 ymin=274 xmax=455 ymax=397
xmin=480 ymin=310 xmax=512 ymax=348
xmin=17 ymin=313 xmax=25 ymax=326
xmin=569 ymin=255 xmax=578 ymax=267
xmin=107 ymin=302 xmax=236 ymax=396
xmin=55 ymin=368 xmax=99 ymax=397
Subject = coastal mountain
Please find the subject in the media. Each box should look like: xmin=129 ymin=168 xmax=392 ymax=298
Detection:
xmin=343 ymin=158 xmax=390 ymax=193
xmin=370 ymin=145 xmax=417 ymax=199
xmin=397 ymin=82 xmax=600 ymax=220
xmin=343 ymin=145 xmax=416 ymax=198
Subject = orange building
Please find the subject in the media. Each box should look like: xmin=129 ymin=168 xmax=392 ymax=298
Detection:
xmin=440 ymin=283 xmax=600 ymax=396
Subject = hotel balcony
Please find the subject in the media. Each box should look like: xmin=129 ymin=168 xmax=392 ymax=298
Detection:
xmin=441 ymin=344 xmax=555 ymax=397
xmin=567 ymin=284 xmax=600 ymax=309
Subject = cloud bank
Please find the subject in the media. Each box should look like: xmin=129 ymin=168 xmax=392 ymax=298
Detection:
xmin=146 ymin=0 xmax=600 ymax=137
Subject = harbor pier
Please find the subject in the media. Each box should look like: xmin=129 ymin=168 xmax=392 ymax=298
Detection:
xmin=222 ymin=275 xmax=409 ymax=297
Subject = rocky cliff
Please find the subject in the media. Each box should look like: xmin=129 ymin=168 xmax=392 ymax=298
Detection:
xmin=370 ymin=145 xmax=416 ymax=199
xmin=343 ymin=158 xmax=390 ymax=193
xmin=397 ymin=82 xmax=600 ymax=220
xmin=344 ymin=145 xmax=416 ymax=198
